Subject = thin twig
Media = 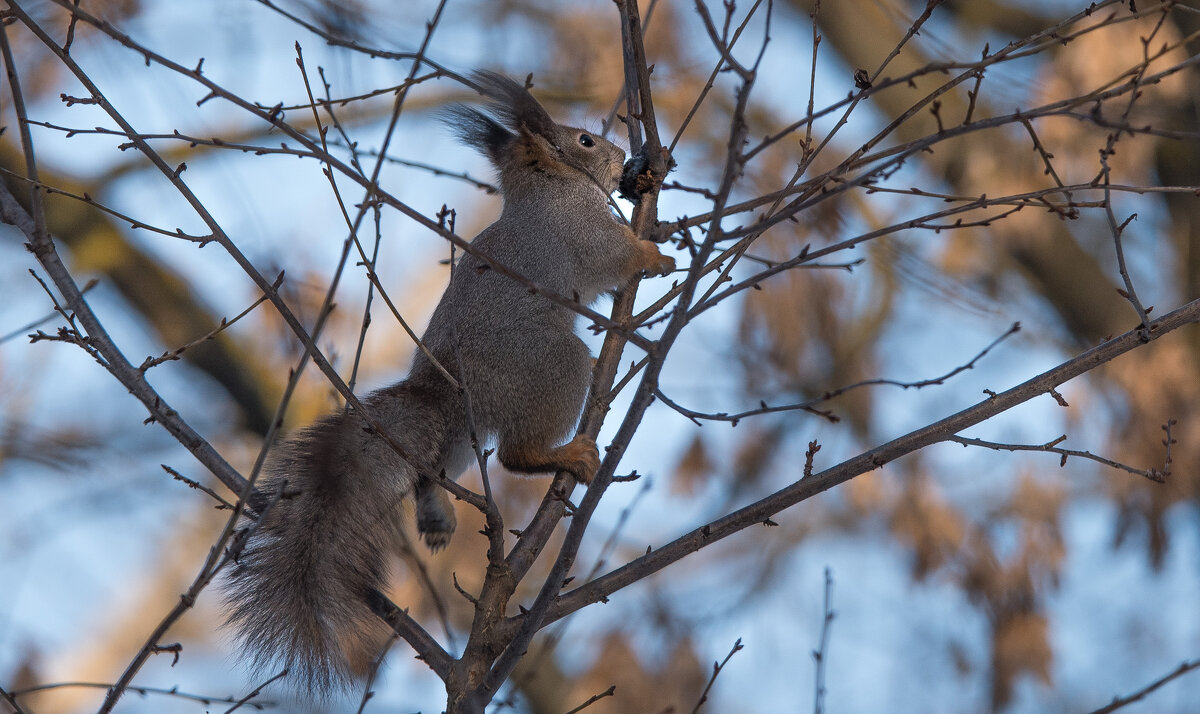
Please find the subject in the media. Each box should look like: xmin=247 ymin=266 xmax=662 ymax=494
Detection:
xmin=812 ymin=568 xmax=834 ymax=714
xmin=394 ymin=528 xmax=458 ymax=647
xmin=0 ymin=278 xmax=97 ymax=344
xmin=656 ymin=322 xmax=1020 ymax=425
xmin=355 ymin=633 xmax=398 ymax=714
xmin=1088 ymin=659 xmax=1200 ymax=714
xmin=562 ymin=685 xmax=617 ymax=714
xmin=948 ymin=434 xmax=1168 ymax=483
xmin=669 ymin=0 xmax=765 ymax=153
xmin=7 ymin=680 xmax=274 ymax=708
xmin=691 ymin=638 xmax=744 ymax=714
xmin=162 ymin=464 xmax=236 ymax=510
xmin=138 ymin=274 xmax=281 ymax=372
xmin=223 ymin=669 xmax=287 ymax=713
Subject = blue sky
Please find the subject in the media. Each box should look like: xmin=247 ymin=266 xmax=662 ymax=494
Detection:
xmin=2 ymin=1 xmax=1199 ymax=712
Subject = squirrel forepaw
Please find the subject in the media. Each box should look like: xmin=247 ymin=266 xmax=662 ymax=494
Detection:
xmin=643 ymin=252 xmax=676 ymax=278
xmin=634 ymin=242 xmax=676 ymax=278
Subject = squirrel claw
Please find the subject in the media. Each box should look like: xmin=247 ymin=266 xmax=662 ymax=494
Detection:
xmin=561 ymin=434 xmax=600 ymax=484
xmin=416 ymin=493 xmax=457 ymax=552
xmin=644 ymin=254 xmax=676 ymax=278
xmin=636 ymin=248 xmax=675 ymax=278
xmin=422 ymin=529 xmax=453 ymax=552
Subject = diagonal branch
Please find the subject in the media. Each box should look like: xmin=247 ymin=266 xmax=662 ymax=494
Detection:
xmin=1088 ymin=658 xmax=1200 ymax=714
xmin=532 ymin=297 xmax=1200 ymax=630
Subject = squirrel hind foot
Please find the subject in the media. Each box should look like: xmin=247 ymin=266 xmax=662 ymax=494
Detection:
xmin=560 ymin=435 xmax=600 ymax=484
xmin=415 ymin=482 xmax=458 ymax=552
xmin=499 ymin=434 xmax=600 ymax=484
xmin=421 ymin=528 xmax=454 ymax=552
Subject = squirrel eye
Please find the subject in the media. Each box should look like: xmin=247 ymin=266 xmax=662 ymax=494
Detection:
xmin=578 ymin=133 xmax=595 ymax=148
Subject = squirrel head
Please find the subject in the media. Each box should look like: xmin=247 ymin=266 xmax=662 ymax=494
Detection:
xmin=443 ymin=71 xmax=625 ymax=201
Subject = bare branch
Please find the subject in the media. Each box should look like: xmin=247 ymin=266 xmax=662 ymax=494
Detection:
xmin=1088 ymin=659 xmax=1200 ymax=714
xmin=224 ymin=670 xmax=287 ymax=713
xmin=139 ymin=274 xmax=281 ymax=372
xmin=0 ymin=684 xmax=30 ymax=714
xmin=655 ymin=322 xmax=1020 ymax=425
xmin=668 ymin=0 xmax=765 ymax=153
xmin=949 ymin=434 xmax=1168 ymax=484
xmin=4 ymin=680 xmax=278 ymax=711
xmin=162 ymin=464 xmax=236 ymax=510
xmin=812 ymin=567 xmax=835 ymax=714
xmin=691 ymin=638 xmax=744 ymax=714
xmin=534 ymin=298 xmax=1200 ymax=630
xmin=562 ymin=685 xmax=617 ymax=714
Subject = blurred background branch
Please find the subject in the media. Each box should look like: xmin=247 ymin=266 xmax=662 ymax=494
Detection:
xmin=2 ymin=1 xmax=1199 ymax=712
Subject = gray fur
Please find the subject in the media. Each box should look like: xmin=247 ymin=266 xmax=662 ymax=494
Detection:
xmin=223 ymin=71 xmax=675 ymax=691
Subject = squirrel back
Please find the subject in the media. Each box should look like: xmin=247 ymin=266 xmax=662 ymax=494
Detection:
xmin=223 ymin=70 xmax=674 ymax=691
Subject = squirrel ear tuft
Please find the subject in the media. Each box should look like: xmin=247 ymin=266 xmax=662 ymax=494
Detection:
xmin=467 ymin=70 xmax=557 ymax=140
xmin=441 ymin=104 xmax=512 ymax=166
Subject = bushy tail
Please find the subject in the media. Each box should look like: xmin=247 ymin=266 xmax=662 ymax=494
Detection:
xmin=223 ymin=409 xmax=411 ymax=690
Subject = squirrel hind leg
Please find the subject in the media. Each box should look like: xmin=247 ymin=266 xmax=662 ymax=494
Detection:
xmin=498 ymin=433 xmax=600 ymax=484
xmin=414 ymin=478 xmax=457 ymax=551
xmin=414 ymin=435 xmax=473 ymax=550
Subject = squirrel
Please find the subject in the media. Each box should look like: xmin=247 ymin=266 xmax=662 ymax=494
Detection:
xmin=223 ymin=70 xmax=675 ymax=690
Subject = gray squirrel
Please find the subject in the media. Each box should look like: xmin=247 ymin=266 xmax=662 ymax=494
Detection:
xmin=223 ymin=71 xmax=674 ymax=689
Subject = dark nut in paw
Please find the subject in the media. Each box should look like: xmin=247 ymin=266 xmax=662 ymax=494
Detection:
xmin=619 ymin=148 xmax=651 ymax=202
xmin=620 ymin=146 xmax=676 ymax=202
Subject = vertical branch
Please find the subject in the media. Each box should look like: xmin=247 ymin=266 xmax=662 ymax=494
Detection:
xmin=502 ymin=0 xmax=667 ymax=594
xmin=467 ymin=0 xmax=674 ymax=705
xmin=344 ymin=0 xmax=450 ymax=387
xmin=0 ymin=21 xmax=45 ymax=239
xmin=1096 ymin=14 xmax=1165 ymax=339
xmin=802 ymin=1 xmax=822 ymax=159
xmin=475 ymin=0 xmax=772 ymax=706
xmin=601 ymin=0 xmax=662 ymax=137
xmin=812 ymin=567 xmax=835 ymax=714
